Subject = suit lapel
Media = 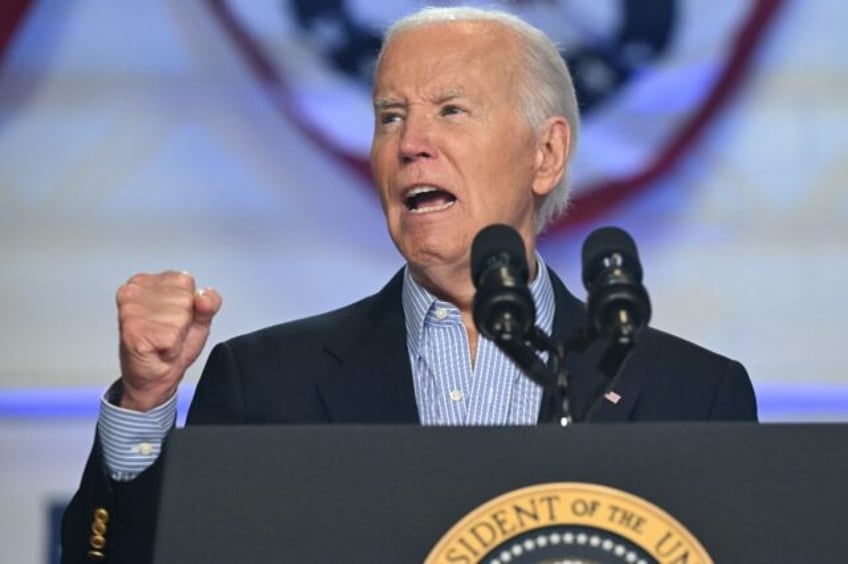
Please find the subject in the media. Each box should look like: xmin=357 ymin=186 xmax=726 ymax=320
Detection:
xmin=580 ymin=348 xmax=642 ymax=422
xmin=313 ymin=267 xmax=640 ymax=425
xmin=315 ymin=270 xmax=420 ymax=424
xmin=545 ymin=271 xmax=640 ymax=423
xmin=585 ymin=376 xmax=641 ymax=421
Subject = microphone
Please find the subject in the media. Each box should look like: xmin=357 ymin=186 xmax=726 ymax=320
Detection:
xmin=471 ymin=224 xmax=536 ymax=342
xmin=581 ymin=227 xmax=651 ymax=343
xmin=471 ymin=225 xmax=563 ymax=409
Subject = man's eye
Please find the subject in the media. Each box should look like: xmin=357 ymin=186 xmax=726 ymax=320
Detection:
xmin=379 ymin=113 xmax=402 ymax=125
xmin=440 ymin=105 xmax=464 ymax=116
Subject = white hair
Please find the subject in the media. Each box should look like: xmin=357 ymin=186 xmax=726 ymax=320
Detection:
xmin=376 ymin=6 xmax=581 ymax=233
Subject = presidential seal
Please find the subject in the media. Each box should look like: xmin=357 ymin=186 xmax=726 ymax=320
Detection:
xmin=426 ymin=483 xmax=711 ymax=564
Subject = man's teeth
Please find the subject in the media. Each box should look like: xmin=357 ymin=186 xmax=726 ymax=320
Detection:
xmin=407 ymin=186 xmax=438 ymax=197
xmin=404 ymin=186 xmax=456 ymax=213
xmin=410 ymin=199 xmax=456 ymax=214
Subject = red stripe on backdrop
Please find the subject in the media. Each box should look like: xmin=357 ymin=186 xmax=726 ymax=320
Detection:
xmin=210 ymin=0 xmax=784 ymax=230
xmin=0 ymin=0 xmax=35 ymax=65
xmin=0 ymin=2 xmax=783 ymax=228
xmin=550 ymin=0 xmax=785 ymax=233
xmin=207 ymin=0 xmax=374 ymax=181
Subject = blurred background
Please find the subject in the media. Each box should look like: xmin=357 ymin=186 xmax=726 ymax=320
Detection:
xmin=1 ymin=0 xmax=846 ymax=561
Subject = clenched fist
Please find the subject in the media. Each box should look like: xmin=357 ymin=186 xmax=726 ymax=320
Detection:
xmin=116 ymin=271 xmax=222 ymax=412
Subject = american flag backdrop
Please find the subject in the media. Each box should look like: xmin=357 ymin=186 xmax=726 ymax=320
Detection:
xmin=1 ymin=1 xmax=847 ymax=562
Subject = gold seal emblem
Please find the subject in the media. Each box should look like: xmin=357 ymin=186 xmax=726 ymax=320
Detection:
xmin=426 ymin=482 xmax=712 ymax=564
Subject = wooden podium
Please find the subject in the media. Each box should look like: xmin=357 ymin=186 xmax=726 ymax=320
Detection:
xmin=152 ymin=423 xmax=847 ymax=562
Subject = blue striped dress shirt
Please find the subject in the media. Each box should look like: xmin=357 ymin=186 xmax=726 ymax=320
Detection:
xmin=402 ymin=256 xmax=555 ymax=425
xmin=98 ymin=389 xmax=176 ymax=481
xmin=99 ymin=256 xmax=556 ymax=479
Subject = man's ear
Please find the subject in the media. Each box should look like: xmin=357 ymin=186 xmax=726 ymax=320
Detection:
xmin=532 ymin=116 xmax=570 ymax=197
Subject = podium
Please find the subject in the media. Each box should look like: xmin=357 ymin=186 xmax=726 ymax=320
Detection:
xmin=152 ymin=423 xmax=847 ymax=562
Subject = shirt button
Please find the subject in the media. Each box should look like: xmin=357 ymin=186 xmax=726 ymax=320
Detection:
xmin=435 ymin=307 xmax=448 ymax=320
xmin=137 ymin=443 xmax=153 ymax=456
xmin=449 ymin=389 xmax=463 ymax=402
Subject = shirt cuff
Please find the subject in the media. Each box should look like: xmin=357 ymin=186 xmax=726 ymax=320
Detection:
xmin=97 ymin=383 xmax=177 ymax=481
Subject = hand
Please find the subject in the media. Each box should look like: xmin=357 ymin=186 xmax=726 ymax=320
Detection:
xmin=115 ymin=271 xmax=222 ymax=412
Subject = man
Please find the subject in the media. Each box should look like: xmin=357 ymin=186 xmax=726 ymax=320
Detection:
xmin=61 ymin=7 xmax=757 ymax=563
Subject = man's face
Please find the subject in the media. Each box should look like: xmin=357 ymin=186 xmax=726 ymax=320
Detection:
xmin=370 ymin=21 xmax=550 ymax=281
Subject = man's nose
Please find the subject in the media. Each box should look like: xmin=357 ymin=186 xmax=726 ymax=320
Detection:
xmin=398 ymin=112 xmax=435 ymax=163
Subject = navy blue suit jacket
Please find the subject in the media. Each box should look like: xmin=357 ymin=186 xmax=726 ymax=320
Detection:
xmin=61 ymin=269 xmax=757 ymax=563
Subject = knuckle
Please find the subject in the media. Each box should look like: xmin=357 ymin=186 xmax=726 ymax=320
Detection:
xmin=115 ymin=285 xmax=138 ymax=309
xmin=117 ymin=273 xmax=150 ymax=304
xmin=115 ymin=285 xmax=128 ymax=306
xmin=125 ymin=272 xmax=151 ymax=286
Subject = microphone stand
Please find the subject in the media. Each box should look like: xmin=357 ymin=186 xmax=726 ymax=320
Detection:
xmin=492 ymin=326 xmax=590 ymax=427
xmin=494 ymin=323 xmax=638 ymax=427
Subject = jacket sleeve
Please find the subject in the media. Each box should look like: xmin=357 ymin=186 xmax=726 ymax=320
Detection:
xmin=60 ymin=343 xmax=246 ymax=563
xmin=60 ymin=433 xmax=166 ymax=564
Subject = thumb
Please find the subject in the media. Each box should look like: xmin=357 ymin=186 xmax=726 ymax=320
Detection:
xmin=193 ymin=287 xmax=223 ymax=326
xmin=178 ymin=288 xmax=222 ymax=372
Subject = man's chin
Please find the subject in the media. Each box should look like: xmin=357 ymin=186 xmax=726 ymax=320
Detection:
xmin=401 ymin=242 xmax=471 ymax=276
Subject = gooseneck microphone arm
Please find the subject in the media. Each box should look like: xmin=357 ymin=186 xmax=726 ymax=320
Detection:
xmin=485 ymin=321 xmax=576 ymax=426
xmin=576 ymin=226 xmax=652 ymax=420
xmin=471 ymin=224 xmax=574 ymax=425
xmin=470 ymin=224 xmax=653 ymax=425
xmin=528 ymin=327 xmax=574 ymax=426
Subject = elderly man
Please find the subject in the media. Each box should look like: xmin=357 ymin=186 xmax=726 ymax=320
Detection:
xmin=61 ymin=7 xmax=756 ymax=563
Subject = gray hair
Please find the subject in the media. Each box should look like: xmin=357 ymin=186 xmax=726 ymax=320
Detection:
xmin=377 ymin=6 xmax=580 ymax=233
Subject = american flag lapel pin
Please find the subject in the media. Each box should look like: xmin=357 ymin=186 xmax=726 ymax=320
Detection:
xmin=604 ymin=390 xmax=622 ymax=405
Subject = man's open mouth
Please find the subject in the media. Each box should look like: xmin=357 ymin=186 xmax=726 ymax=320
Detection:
xmin=404 ymin=186 xmax=457 ymax=214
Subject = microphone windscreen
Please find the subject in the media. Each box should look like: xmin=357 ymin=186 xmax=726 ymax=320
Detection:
xmin=471 ymin=224 xmax=528 ymax=287
xmin=581 ymin=227 xmax=642 ymax=288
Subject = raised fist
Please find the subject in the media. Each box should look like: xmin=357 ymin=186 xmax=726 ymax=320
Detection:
xmin=115 ymin=271 xmax=222 ymax=412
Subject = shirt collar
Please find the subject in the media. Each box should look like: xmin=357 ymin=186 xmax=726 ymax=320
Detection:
xmin=401 ymin=254 xmax=556 ymax=355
